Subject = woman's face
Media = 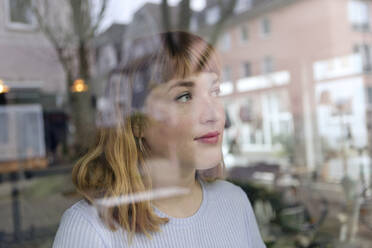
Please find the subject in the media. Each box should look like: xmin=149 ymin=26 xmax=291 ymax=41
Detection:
xmin=143 ymin=72 xmax=225 ymax=171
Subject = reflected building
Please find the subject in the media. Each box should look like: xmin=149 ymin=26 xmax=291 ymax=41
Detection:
xmin=93 ymin=23 xmax=126 ymax=120
xmin=93 ymin=0 xmax=372 ymax=184
xmin=94 ymin=3 xmax=191 ymax=126
xmin=0 ymin=1 xmax=66 ymax=108
xmin=0 ymin=0 xmax=66 ymax=171
xmin=198 ymin=0 xmax=372 ymax=184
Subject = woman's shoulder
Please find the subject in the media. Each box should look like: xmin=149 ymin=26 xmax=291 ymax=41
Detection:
xmin=61 ymin=199 xmax=101 ymax=226
xmin=66 ymin=199 xmax=97 ymax=216
xmin=203 ymin=178 xmax=244 ymax=192
xmin=202 ymin=179 xmax=248 ymax=203
xmin=53 ymin=200 xmax=112 ymax=247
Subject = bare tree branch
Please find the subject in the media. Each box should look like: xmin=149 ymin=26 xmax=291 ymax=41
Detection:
xmin=161 ymin=0 xmax=237 ymax=43
xmin=90 ymin=0 xmax=108 ymax=37
xmin=33 ymin=1 xmax=72 ymax=76
xmin=209 ymin=0 xmax=237 ymax=45
xmin=32 ymin=0 xmax=108 ymax=151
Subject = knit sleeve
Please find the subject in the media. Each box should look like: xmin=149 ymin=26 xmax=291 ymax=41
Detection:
xmin=52 ymin=207 xmax=109 ymax=248
xmin=239 ymin=189 xmax=267 ymax=248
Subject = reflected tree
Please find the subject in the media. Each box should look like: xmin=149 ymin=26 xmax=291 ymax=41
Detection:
xmin=33 ymin=0 xmax=108 ymax=152
xmin=161 ymin=0 xmax=237 ymax=45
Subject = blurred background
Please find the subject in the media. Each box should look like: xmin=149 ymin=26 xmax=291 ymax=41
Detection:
xmin=0 ymin=0 xmax=372 ymax=247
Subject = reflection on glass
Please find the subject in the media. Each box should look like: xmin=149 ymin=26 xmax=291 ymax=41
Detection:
xmin=1 ymin=0 xmax=372 ymax=247
xmin=50 ymin=31 xmax=268 ymax=248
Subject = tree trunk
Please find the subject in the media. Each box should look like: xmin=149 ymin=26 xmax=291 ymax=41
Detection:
xmin=71 ymin=41 xmax=95 ymax=153
xmin=161 ymin=0 xmax=172 ymax=32
xmin=178 ymin=0 xmax=191 ymax=31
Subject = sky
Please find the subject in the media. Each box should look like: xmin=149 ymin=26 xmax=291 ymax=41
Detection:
xmin=99 ymin=0 xmax=206 ymax=32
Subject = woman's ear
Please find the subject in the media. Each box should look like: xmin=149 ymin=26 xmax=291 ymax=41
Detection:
xmin=132 ymin=124 xmax=143 ymax=138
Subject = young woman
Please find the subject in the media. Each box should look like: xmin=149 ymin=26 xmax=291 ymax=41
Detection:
xmin=53 ymin=31 xmax=266 ymax=248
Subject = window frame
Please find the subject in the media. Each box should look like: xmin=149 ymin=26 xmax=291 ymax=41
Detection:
xmin=4 ymin=0 xmax=37 ymax=31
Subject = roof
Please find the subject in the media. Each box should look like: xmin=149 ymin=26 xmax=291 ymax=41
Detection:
xmin=94 ymin=23 xmax=126 ymax=48
xmin=197 ymin=0 xmax=300 ymax=36
xmin=132 ymin=2 xmax=184 ymax=31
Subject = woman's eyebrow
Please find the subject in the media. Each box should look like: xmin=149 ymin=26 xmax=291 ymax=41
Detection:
xmin=167 ymin=81 xmax=195 ymax=92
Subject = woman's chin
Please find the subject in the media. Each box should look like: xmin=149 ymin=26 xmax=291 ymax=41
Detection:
xmin=194 ymin=151 xmax=222 ymax=171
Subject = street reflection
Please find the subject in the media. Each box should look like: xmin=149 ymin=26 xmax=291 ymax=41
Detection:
xmin=0 ymin=0 xmax=372 ymax=247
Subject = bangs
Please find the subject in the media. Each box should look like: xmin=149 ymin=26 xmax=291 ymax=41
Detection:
xmin=149 ymin=40 xmax=221 ymax=85
xmin=111 ymin=31 xmax=221 ymax=111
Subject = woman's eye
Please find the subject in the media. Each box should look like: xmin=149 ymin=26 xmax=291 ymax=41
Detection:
xmin=175 ymin=92 xmax=192 ymax=103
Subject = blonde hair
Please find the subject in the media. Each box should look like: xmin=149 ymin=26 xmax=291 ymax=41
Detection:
xmin=72 ymin=31 xmax=225 ymax=245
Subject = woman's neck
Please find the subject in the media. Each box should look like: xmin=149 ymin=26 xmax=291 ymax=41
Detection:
xmin=151 ymin=171 xmax=203 ymax=218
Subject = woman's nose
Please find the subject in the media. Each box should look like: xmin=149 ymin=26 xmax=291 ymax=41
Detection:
xmin=199 ymin=97 xmax=221 ymax=125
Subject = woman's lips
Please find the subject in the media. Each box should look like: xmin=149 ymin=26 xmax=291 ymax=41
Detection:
xmin=194 ymin=131 xmax=220 ymax=144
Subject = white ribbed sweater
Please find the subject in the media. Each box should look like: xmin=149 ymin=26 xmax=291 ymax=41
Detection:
xmin=53 ymin=179 xmax=266 ymax=248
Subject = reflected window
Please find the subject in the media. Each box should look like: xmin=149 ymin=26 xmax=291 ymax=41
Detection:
xmin=277 ymin=90 xmax=290 ymax=112
xmin=6 ymin=0 xmax=35 ymax=27
xmin=17 ymin=112 xmax=40 ymax=158
xmin=353 ymin=43 xmax=372 ymax=71
xmin=348 ymin=0 xmax=370 ymax=31
xmin=219 ymin=33 xmax=231 ymax=51
xmin=206 ymin=6 xmax=220 ymax=25
xmin=98 ymin=45 xmax=118 ymax=74
xmin=234 ymin=0 xmax=253 ymax=14
xmin=280 ymin=120 xmax=291 ymax=134
xmin=260 ymin=17 xmax=271 ymax=37
xmin=367 ymin=87 xmax=372 ymax=105
xmin=223 ymin=66 xmax=232 ymax=82
xmin=0 ymin=112 xmax=9 ymax=144
xmin=263 ymin=56 xmax=274 ymax=74
xmin=190 ymin=15 xmax=198 ymax=31
xmin=240 ymin=24 xmax=249 ymax=43
xmin=242 ymin=62 xmax=252 ymax=78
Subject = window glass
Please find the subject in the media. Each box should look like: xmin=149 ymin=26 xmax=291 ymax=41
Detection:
xmin=263 ymin=56 xmax=274 ymax=74
xmin=2 ymin=0 xmax=372 ymax=247
xmin=206 ymin=6 xmax=220 ymax=25
xmin=354 ymin=43 xmax=372 ymax=71
xmin=240 ymin=25 xmax=249 ymax=42
xmin=0 ymin=112 xmax=9 ymax=144
xmin=223 ymin=66 xmax=232 ymax=82
xmin=234 ymin=0 xmax=253 ymax=14
xmin=368 ymin=87 xmax=372 ymax=105
xmin=348 ymin=0 xmax=370 ymax=30
xmin=8 ymin=0 xmax=34 ymax=25
xmin=260 ymin=17 xmax=271 ymax=37
xmin=219 ymin=32 xmax=231 ymax=51
xmin=190 ymin=15 xmax=198 ymax=31
xmin=242 ymin=62 xmax=251 ymax=77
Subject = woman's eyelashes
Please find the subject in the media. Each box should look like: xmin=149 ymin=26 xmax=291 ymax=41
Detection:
xmin=174 ymin=86 xmax=221 ymax=103
xmin=175 ymin=92 xmax=192 ymax=103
